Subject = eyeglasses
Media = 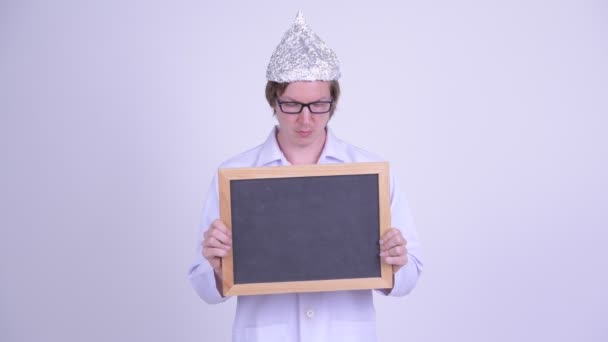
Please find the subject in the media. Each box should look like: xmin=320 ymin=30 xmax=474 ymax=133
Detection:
xmin=276 ymin=99 xmax=334 ymax=114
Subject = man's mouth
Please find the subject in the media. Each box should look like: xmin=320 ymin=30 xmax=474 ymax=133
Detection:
xmin=297 ymin=130 xmax=312 ymax=137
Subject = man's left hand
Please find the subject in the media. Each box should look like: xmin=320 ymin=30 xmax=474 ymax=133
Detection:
xmin=380 ymin=228 xmax=408 ymax=273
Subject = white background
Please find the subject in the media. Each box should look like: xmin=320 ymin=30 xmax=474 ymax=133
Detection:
xmin=1 ymin=1 xmax=607 ymax=341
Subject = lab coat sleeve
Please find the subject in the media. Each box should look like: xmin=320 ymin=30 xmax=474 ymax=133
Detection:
xmin=378 ymin=170 xmax=424 ymax=297
xmin=188 ymin=173 xmax=230 ymax=304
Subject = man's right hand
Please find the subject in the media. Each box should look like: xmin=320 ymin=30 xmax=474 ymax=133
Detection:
xmin=202 ymin=219 xmax=232 ymax=277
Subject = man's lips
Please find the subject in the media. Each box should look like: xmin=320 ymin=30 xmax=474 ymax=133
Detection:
xmin=297 ymin=130 xmax=312 ymax=137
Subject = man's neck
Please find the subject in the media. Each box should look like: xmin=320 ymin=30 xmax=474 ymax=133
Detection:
xmin=276 ymin=128 xmax=327 ymax=165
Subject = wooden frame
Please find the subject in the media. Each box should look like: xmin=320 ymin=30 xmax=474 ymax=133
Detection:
xmin=218 ymin=162 xmax=392 ymax=296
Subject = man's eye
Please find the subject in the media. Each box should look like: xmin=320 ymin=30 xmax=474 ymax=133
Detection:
xmin=283 ymin=102 xmax=299 ymax=108
xmin=311 ymin=102 xmax=331 ymax=110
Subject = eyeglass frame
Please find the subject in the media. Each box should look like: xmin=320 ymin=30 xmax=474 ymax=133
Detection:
xmin=275 ymin=99 xmax=334 ymax=114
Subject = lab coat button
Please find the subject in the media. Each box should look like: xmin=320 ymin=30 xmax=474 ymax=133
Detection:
xmin=306 ymin=309 xmax=314 ymax=319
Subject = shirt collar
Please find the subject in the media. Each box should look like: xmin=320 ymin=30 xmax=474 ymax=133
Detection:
xmin=319 ymin=126 xmax=348 ymax=163
xmin=255 ymin=126 xmax=285 ymax=166
xmin=255 ymin=125 xmax=348 ymax=166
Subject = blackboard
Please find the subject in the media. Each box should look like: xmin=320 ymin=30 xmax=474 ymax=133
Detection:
xmin=218 ymin=162 xmax=392 ymax=296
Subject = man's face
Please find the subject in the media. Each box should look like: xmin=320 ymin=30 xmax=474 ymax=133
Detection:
xmin=274 ymin=81 xmax=332 ymax=149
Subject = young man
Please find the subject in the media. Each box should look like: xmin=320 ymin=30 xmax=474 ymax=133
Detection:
xmin=189 ymin=12 xmax=423 ymax=342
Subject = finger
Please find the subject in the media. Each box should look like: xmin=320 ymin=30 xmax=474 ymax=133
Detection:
xmin=379 ymin=228 xmax=399 ymax=245
xmin=380 ymin=228 xmax=406 ymax=246
xmin=203 ymin=246 xmax=229 ymax=259
xmin=204 ymin=230 xmax=232 ymax=250
xmin=381 ymin=233 xmax=407 ymax=251
xmin=204 ymin=236 xmax=232 ymax=252
xmin=208 ymin=227 xmax=232 ymax=247
xmin=204 ymin=220 xmax=230 ymax=239
xmin=211 ymin=219 xmax=232 ymax=237
xmin=206 ymin=220 xmax=232 ymax=247
xmin=381 ymin=245 xmax=407 ymax=257
xmin=383 ymin=254 xmax=408 ymax=267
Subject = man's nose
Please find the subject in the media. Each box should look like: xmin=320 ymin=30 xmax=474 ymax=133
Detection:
xmin=297 ymin=106 xmax=313 ymax=123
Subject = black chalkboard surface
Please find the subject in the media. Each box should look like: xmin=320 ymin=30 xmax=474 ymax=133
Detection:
xmin=218 ymin=162 xmax=392 ymax=296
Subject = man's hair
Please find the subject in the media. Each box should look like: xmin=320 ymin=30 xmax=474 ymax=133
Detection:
xmin=264 ymin=81 xmax=341 ymax=117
